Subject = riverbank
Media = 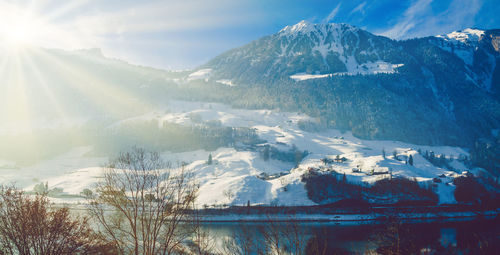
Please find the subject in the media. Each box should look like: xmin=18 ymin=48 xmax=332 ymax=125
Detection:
xmin=65 ymin=203 xmax=500 ymax=223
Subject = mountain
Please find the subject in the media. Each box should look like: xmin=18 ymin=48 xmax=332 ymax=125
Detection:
xmin=5 ymin=23 xmax=498 ymax=148
xmin=195 ymin=21 xmax=500 ymax=147
xmin=205 ymin=20 xmax=405 ymax=82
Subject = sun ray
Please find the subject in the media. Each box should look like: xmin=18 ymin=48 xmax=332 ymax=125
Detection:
xmin=27 ymin=48 xmax=155 ymax=119
xmin=3 ymin=50 xmax=35 ymax=133
xmin=18 ymin=49 xmax=68 ymax=121
xmin=0 ymin=52 xmax=14 ymax=125
xmin=42 ymin=0 xmax=95 ymax=22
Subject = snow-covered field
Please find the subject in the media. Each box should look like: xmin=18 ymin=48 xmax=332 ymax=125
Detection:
xmin=0 ymin=100 xmax=472 ymax=206
xmin=290 ymin=62 xmax=404 ymax=81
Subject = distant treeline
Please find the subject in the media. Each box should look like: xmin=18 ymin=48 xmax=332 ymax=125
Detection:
xmin=260 ymin=144 xmax=309 ymax=166
xmin=92 ymin=119 xmax=263 ymax=155
xmin=301 ymin=170 xmax=439 ymax=205
xmin=0 ymin=120 xmax=263 ymax=165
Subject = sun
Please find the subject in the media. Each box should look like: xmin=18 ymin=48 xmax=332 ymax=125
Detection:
xmin=0 ymin=11 xmax=43 ymax=48
xmin=5 ymin=21 xmax=35 ymax=46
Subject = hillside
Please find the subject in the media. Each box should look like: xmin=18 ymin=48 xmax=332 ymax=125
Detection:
xmin=194 ymin=21 xmax=500 ymax=147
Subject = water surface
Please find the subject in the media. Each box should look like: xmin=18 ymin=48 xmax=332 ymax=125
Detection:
xmin=201 ymin=218 xmax=500 ymax=254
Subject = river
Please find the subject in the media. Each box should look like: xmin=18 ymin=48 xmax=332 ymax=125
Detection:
xmin=199 ymin=217 xmax=500 ymax=254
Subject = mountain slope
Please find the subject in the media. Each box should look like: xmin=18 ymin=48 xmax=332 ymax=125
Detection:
xmin=195 ymin=21 xmax=500 ymax=147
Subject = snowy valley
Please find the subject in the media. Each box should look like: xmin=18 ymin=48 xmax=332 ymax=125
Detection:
xmin=0 ymin=100 xmax=483 ymax=208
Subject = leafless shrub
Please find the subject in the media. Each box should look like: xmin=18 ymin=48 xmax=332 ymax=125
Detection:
xmin=222 ymin=225 xmax=258 ymax=255
xmin=223 ymin=215 xmax=325 ymax=255
xmin=185 ymin=207 xmax=217 ymax=255
xmin=0 ymin=186 xmax=113 ymax=255
xmin=259 ymin=216 xmax=309 ymax=255
xmin=371 ymin=214 xmax=416 ymax=255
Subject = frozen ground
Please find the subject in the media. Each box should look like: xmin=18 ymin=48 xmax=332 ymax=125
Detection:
xmin=0 ymin=100 xmax=471 ymax=206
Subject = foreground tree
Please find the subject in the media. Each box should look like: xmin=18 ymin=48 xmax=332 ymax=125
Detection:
xmin=87 ymin=147 xmax=198 ymax=255
xmin=0 ymin=186 xmax=112 ymax=255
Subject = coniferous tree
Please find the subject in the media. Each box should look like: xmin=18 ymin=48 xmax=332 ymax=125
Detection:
xmin=208 ymin=153 xmax=213 ymax=165
xmin=409 ymin=155 xmax=414 ymax=166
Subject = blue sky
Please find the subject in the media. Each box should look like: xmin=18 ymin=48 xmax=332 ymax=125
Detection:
xmin=1 ymin=0 xmax=499 ymax=69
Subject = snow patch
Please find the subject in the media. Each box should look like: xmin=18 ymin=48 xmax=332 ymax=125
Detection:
xmin=216 ymin=79 xmax=235 ymax=86
xmin=290 ymin=73 xmax=333 ymax=81
xmin=187 ymin=68 xmax=212 ymax=81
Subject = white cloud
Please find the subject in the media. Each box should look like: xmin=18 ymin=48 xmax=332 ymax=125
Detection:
xmin=380 ymin=0 xmax=483 ymax=39
xmin=70 ymin=0 xmax=262 ymax=35
xmin=380 ymin=0 xmax=433 ymax=38
xmin=349 ymin=2 xmax=367 ymax=16
xmin=322 ymin=3 xmax=342 ymax=23
xmin=0 ymin=0 xmax=265 ymax=48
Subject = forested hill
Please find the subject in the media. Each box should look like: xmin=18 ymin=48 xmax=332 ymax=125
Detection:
xmin=191 ymin=21 xmax=500 ymax=147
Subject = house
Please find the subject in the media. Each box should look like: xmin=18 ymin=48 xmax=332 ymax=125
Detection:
xmin=334 ymin=155 xmax=348 ymax=163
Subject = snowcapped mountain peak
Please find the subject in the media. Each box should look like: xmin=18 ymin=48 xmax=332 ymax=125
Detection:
xmin=432 ymin=28 xmax=489 ymax=66
xmin=279 ymin=20 xmax=314 ymax=34
xmin=278 ymin=20 xmax=357 ymax=37
xmin=436 ymin=28 xmax=485 ymax=45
